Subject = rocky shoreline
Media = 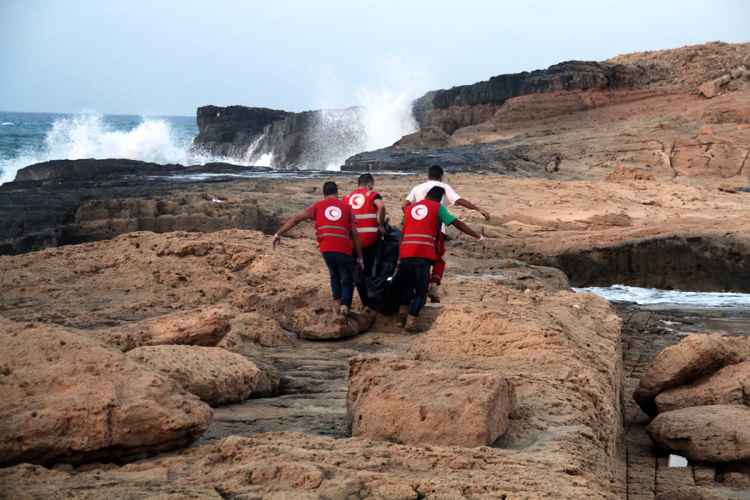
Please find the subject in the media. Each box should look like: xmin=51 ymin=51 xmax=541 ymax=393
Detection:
xmin=2 ymin=41 xmax=750 ymax=499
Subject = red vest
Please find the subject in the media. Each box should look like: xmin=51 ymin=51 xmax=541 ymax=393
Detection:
xmin=344 ymin=187 xmax=380 ymax=248
xmin=399 ymin=199 xmax=440 ymax=261
xmin=314 ymin=197 xmax=353 ymax=255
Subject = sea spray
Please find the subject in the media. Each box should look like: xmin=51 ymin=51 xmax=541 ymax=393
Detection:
xmin=0 ymin=113 xmax=249 ymax=184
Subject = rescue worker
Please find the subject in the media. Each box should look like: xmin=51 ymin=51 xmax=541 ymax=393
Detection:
xmin=273 ymin=181 xmax=364 ymax=317
xmin=398 ymin=185 xmax=483 ymax=332
xmin=343 ymin=173 xmax=386 ymax=312
xmin=404 ymin=165 xmax=490 ymax=303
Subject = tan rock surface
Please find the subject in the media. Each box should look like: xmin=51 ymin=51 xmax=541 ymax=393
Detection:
xmin=127 ymin=345 xmax=279 ymax=406
xmin=633 ymin=334 xmax=750 ymax=416
xmin=347 ymin=355 xmax=514 ymax=447
xmin=647 ymin=404 xmax=750 ymax=462
xmin=0 ymin=236 xmax=625 ymax=498
xmin=220 ymin=312 xmax=293 ymax=348
xmin=655 ymin=360 xmax=750 ymax=413
xmin=0 ymin=318 xmax=212 ymax=467
xmin=99 ymin=305 xmax=232 ymax=351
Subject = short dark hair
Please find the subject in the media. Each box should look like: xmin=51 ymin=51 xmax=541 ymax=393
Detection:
xmin=428 ymin=165 xmax=443 ymax=180
xmin=358 ymin=173 xmax=374 ymax=186
xmin=323 ymin=181 xmax=338 ymax=196
xmin=426 ymin=186 xmax=445 ymax=202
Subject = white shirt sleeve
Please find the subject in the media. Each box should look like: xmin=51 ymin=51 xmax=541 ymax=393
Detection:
xmin=405 ymin=187 xmax=417 ymax=203
xmin=443 ymin=183 xmax=461 ymax=206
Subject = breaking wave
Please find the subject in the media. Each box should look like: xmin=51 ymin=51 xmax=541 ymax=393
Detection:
xmin=577 ymin=285 xmax=750 ymax=308
xmin=0 ymin=113 xmax=244 ymax=185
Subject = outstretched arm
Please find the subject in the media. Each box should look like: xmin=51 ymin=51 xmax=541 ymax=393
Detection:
xmin=451 ymin=219 xmax=483 ymax=240
xmin=273 ymin=211 xmax=310 ymax=248
xmin=455 ymin=198 xmax=491 ymax=221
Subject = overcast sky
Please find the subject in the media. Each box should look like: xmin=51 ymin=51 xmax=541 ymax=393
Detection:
xmin=1 ymin=0 xmax=748 ymax=116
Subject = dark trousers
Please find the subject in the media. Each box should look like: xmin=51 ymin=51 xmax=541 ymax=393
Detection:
xmin=322 ymin=252 xmax=354 ymax=308
xmin=354 ymin=243 xmax=379 ymax=307
xmin=397 ymin=257 xmax=431 ymax=317
xmin=431 ymin=232 xmax=446 ymax=284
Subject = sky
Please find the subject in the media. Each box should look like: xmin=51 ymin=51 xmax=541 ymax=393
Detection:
xmin=1 ymin=0 xmax=748 ymax=116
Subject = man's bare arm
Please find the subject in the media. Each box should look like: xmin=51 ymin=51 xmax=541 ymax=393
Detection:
xmin=455 ymin=198 xmax=491 ymax=221
xmin=272 ymin=211 xmax=310 ymax=248
xmin=374 ymin=199 xmax=386 ymax=226
xmin=451 ymin=219 xmax=483 ymax=240
xmin=351 ymin=228 xmax=364 ymax=264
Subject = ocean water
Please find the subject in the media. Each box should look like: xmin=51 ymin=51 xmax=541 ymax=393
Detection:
xmin=577 ymin=285 xmax=750 ymax=309
xmin=0 ymin=111 xmax=234 ymax=184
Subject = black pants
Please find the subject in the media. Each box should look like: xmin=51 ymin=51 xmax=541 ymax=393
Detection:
xmin=354 ymin=243 xmax=379 ymax=307
xmin=322 ymin=252 xmax=354 ymax=308
xmin=396 ymin=257 xmax=431 ymax=317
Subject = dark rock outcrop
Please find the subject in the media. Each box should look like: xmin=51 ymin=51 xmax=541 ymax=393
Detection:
xmin=193 ymin=106 xmax=291 ymax=158
xmin=0 ymin=159 xmax=283 ymax=255
xmin=551 ymin=235 xmax=750 ymax=292
xmin=343 ymin=139 xmax=560 ymax=175
xmin=193 ymin=105 xmax=368 ymax=169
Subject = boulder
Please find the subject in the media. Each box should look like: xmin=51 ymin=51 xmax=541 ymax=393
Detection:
xmin=655 ymin=361 xmax=750 ymax=413
xmin=219 ymin=312 xmax=293 ymax=348
xmin=0 ymin=319 xmax=212 ymax=466
xmin=347 ymin=356 xmax=514 ymax=447
xmin=99 ymin=306 xmax=232 ymax=351
xmin=127 ymin=345 xmax=279 ymax=406
xmin=647 ymin=404 xmax=750 ymax=462
xmin=699 ymin=74 xmax=732 ymax=98
xmin=280 ymin=307 xmax=375 ymax=340
xmin=633 ymin=334 xmax=750 ymax=416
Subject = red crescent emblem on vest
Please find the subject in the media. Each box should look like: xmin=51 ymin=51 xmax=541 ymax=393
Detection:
xmin=349 ymin=193 xmax=366 ymax=210
xmin=411 ymin=204 xmax=428 ymax=220
xmin=324 ymin=206 xmax=343 ymax=221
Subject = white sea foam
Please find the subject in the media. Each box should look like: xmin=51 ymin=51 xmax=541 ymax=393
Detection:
xmin=0 ymin=113 xmax=247 ymax=185
xmin=1 ymin=122 xmax=14 ymax=126
xmin=576 ymin=285 xmax=750 ymax=308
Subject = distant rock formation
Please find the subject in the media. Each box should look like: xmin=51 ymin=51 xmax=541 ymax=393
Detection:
xmin=192 ymin=105 xmax=368 ymax=169
xmin=194 ymin=105 xmax=291 ymax=158
xmin=412 ymin=60 xmax=670 ymax=132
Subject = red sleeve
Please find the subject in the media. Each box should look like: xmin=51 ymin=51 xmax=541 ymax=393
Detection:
xmin=304 ymin=204 xmax=316 ymax=220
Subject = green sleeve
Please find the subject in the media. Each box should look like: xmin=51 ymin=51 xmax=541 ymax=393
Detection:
xmin=439 ymin=205 xmax=457 ymax=226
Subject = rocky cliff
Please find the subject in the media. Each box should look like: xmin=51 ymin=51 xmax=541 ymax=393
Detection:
xmin=412 ymin=60 xmax=670 ymax=133
xmin=196 ymin=43 xmax=749 ymax=176
xmin=193 ymin=106 xmax=291 ymax=158
xmin=193 ymin=105 xmax=368 ymax=169
xmin=346 ymin=42 xmax=750 ymax=176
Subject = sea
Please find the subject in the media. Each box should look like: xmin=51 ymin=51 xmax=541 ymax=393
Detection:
xmin=0 ymin=111 xmax=222 ymax=184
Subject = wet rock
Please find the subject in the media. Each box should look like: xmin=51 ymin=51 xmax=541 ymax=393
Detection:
xmin=127 ymin=345 xmax=279 ymax=406
xmin=347 ymin=355 xmax=514 ymax=447
xmin=193 ymin=105 xmax=291 ymax=158
xmin=647 ymin=404 xmax=750 ymax=462
xmin=393 ymin=125 xmax=456 ymax=149
xmin=98 ymin=306 xmax=232 ymax=351
xmin=0 ymin=318 xmax=212 ymax=466
xmin=634 ymin=334 xmax=750 ymax=416
xmin=655 ymin=361 xmax=750 ymax=413
xmin=0 ymin=160 xmax=281 ymax=255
